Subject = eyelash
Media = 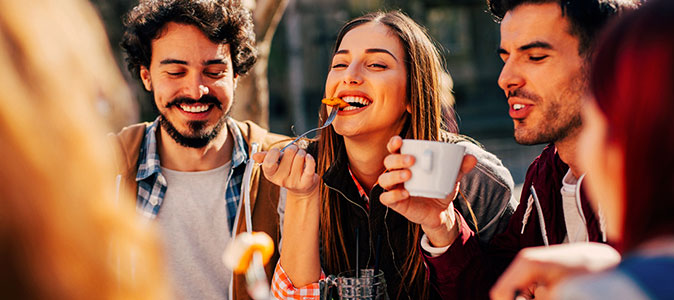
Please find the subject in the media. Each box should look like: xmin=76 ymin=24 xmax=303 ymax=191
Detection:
xmin=529 ymin=55 xmax=549 ymax=61
xmin=330 ymin=63 xmax=388 ymax=69
xmin=205 ymin=71 xmax=225 ymax=77
xmin=165 ymin=71 xmax=224 ymax=77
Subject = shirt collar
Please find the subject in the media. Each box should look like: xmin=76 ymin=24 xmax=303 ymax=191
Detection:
xmin=136 ymin=117 xmax=248 ymax=182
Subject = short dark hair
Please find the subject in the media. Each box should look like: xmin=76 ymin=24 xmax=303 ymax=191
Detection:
xmin=487 ymin=0 xmax=639 ymax=56
xmin=121 ymin=0 xmax=256 ymax=80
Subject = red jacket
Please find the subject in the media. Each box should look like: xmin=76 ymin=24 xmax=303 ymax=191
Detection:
xmin=424 ymin=144 xmax=605 ymax=299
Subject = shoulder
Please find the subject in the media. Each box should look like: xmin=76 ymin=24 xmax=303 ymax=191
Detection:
xmin=108 ymin=122 xmax=150 ymax=174
xmin=111 ymin=123 xmax=149 ymax=146
xmin=443 ymin=133 xmax=514 ymax=192
xmin=231 ymin=119 xmax=292 ymax=151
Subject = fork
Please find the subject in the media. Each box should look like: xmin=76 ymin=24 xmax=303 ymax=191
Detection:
xmin=281 ymin=108 xmax=338 ymax=152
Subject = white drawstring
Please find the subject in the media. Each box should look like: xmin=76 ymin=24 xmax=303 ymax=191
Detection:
xmin=530 ymin=186 xmax=550 ymax=246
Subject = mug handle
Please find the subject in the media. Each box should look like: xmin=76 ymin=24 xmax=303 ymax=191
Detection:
xmin=421 ymin=149 xmax=433 ymax=172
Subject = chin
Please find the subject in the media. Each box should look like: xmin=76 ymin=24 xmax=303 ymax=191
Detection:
xmin=514 ymin=134 xmax=541 ymax=145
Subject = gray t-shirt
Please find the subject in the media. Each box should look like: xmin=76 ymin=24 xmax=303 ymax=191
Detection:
xmin=158 ymin=162 xmax=232 ymax=300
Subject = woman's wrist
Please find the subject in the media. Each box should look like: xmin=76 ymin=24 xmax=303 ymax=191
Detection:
xmin=286 ymin=185 xmax=319 ymax=203
xmin=421 ymin=208 xmax=459 ymax=247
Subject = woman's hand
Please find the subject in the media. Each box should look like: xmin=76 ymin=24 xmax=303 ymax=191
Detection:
xmin=255 ymin=145 xmax=322 ymax=287
xmin=490 ymin=243 xmax=621 ymax=300
xmin=252 ymin=145 xmax=319 ymax=200
xmin=378 ymin=136 xmax=477 ymax=247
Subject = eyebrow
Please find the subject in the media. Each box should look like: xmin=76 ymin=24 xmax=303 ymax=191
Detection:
xmin=204 ymin=59 xmax=228 ymax=66
xmin=159 ymin=59 xmax=228 ymax=66
xmin=160 ymin=59 xmax=187 ymax=65
xmin=334 ymin=48 xmax=399 ymax=61
xmin=497 ymin=41 xmax=554 ymax=55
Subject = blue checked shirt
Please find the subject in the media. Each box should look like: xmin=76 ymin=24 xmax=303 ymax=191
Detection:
xmin=135 ymin=117 xmax=248 ymax=234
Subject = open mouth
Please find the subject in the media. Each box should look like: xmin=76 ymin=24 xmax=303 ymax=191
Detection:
xmin=179 ymin=104 xmax=212 ymax=113
xmin=342 ymin=96 xmax=372 ymax=111
xmin=512 ymin=103 xmax=526 ymax=111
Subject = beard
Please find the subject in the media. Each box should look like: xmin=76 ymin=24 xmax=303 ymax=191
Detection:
xmin=158 ymin=94 xmax=228 ymax=148
xmin=513 ymin=102 xmax=582 ymax=145
xmin=511 ymin=73 xmax=585 ymax=145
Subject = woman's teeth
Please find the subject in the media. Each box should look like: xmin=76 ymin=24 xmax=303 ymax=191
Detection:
xmin=513 ymin=104 xmax=525 ymax=111
xmin=342 ymin=96 xmax=372 ymax=111
xmin=180 ymin=104 xmax=210 ymax=113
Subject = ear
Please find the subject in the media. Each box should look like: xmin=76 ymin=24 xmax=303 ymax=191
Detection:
xmin=233 ymin=73 xmax=239 ymax=89
xmin=406 ymin=103 xmax=412 ymax=114
xmin=140 ymin=66 xmax=152 ymax=92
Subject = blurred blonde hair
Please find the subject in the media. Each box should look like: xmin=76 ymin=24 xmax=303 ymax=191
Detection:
xmin=0 ymin=0 xmax=167 ymax=299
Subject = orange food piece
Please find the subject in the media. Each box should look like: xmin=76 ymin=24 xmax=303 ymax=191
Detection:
xmin=321 ymin=97 xmax=349 ymax=109
xmin=222 ymin=231 xmax=275 ymax=274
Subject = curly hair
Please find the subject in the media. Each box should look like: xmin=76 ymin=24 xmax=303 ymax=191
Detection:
xmin=486 ymin=0 xmax=639 ymax=56
xmin=121 ymin=0 xmax=257 ymax=80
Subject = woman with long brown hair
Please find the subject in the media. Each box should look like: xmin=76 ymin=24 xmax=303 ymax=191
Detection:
xmin=0 ymin=0 xmax=167 ymax=298
xmin=256 ymin=11 xmax=515 ymax=299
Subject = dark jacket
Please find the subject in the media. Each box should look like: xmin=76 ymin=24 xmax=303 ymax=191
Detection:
xmin=314 ymin=132 xmax=515 ymax=299
xmin=426 ymin=143 xmax=605 ymax=299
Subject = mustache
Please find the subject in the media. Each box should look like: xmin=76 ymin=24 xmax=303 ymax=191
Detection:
xmin=166 ymin=94 xmax=222 ymax=109
xmin=507 ymin=89 xmax=542 ymax=102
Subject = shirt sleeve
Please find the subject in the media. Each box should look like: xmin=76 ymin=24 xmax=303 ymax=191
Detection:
xmin=421 ymin=233 xmax=451 ymax=257
xmin=271 ymin=262 xmax=324 ymax=300
xmin=422 ymin=209 xmax=486 ymax=299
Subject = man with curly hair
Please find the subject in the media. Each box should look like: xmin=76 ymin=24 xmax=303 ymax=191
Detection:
xmin=110 ymin=1 xmax=288 ymax=299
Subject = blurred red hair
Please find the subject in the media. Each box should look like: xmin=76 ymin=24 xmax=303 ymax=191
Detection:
xmin=590 ymin=0 xmax=674 ymax=252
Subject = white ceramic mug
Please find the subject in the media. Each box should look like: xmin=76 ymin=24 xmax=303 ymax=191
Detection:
xmin=400 ymin=139 xmax=465 ymax=199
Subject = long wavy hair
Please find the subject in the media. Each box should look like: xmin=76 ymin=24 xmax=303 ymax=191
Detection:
xmin=0 ymin=0 xmax=167 ymax=299
xmin=317 ymin=11 xmax=458 ymax=299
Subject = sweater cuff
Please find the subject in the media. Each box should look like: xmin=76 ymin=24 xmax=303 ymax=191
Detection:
xmin=422 ymin=209 xmax=480 ymax=283
xmin=421 ymin=234 xmax=451 ymax=257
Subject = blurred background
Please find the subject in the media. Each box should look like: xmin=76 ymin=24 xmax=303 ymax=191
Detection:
xmin=90 ymin=0 xmax=545 ymax=192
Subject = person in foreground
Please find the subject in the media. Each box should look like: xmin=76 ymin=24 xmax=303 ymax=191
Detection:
xmin=492 ymin=1 xmax=674 ymax=298
xmin=0 ymin=0 xmax=167 ymax=299
xmin=114 ymin=0 xmax=287 ymax=299
xmin=255 ymin=11 xmax=516 ymax=299
xmin=383 ymin=0 xmax=637 ymax=298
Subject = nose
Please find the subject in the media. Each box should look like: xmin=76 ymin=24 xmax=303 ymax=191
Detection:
xmin=183 ymin=74 xmax=209 ymax=99
xmin=343 ymin=64 xmax=363 ymax=85
xmin=497 ymin=60 xmax=525 ymax=95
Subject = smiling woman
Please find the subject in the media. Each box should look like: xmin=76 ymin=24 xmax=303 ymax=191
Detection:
xmin=254 ymin=10 xmax=516 ymax=299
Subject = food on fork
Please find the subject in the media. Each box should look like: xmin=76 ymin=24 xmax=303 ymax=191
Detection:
xmin=222 ymin=231 xmax=274 ymax=274
xmin=321 ymin=97 xmax=349 ymax=109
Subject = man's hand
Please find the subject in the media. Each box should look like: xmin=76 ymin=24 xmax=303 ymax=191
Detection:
xmin=490 ymin=243 xmax=621 ymax=300
xmin=377 ymin=136 xmax=476 ymax=247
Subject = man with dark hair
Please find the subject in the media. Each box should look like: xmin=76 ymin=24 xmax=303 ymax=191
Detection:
xmin=110 ymin=0 xmax=288 ymax=299
xmin=422 ymin=0 xmax=639 ymax=299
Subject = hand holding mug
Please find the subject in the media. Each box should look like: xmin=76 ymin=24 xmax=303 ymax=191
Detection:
xmin=378 ymin=136 xmax=476 ymax=247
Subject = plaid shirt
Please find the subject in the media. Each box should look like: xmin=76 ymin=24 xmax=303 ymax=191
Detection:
xmin=271 ymin=263 xmax=323 ymax=300
xmin=135 ymin=117 xmax=248 ymax=233
xmin=270 ymin=167 xmax=374 ymax=299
